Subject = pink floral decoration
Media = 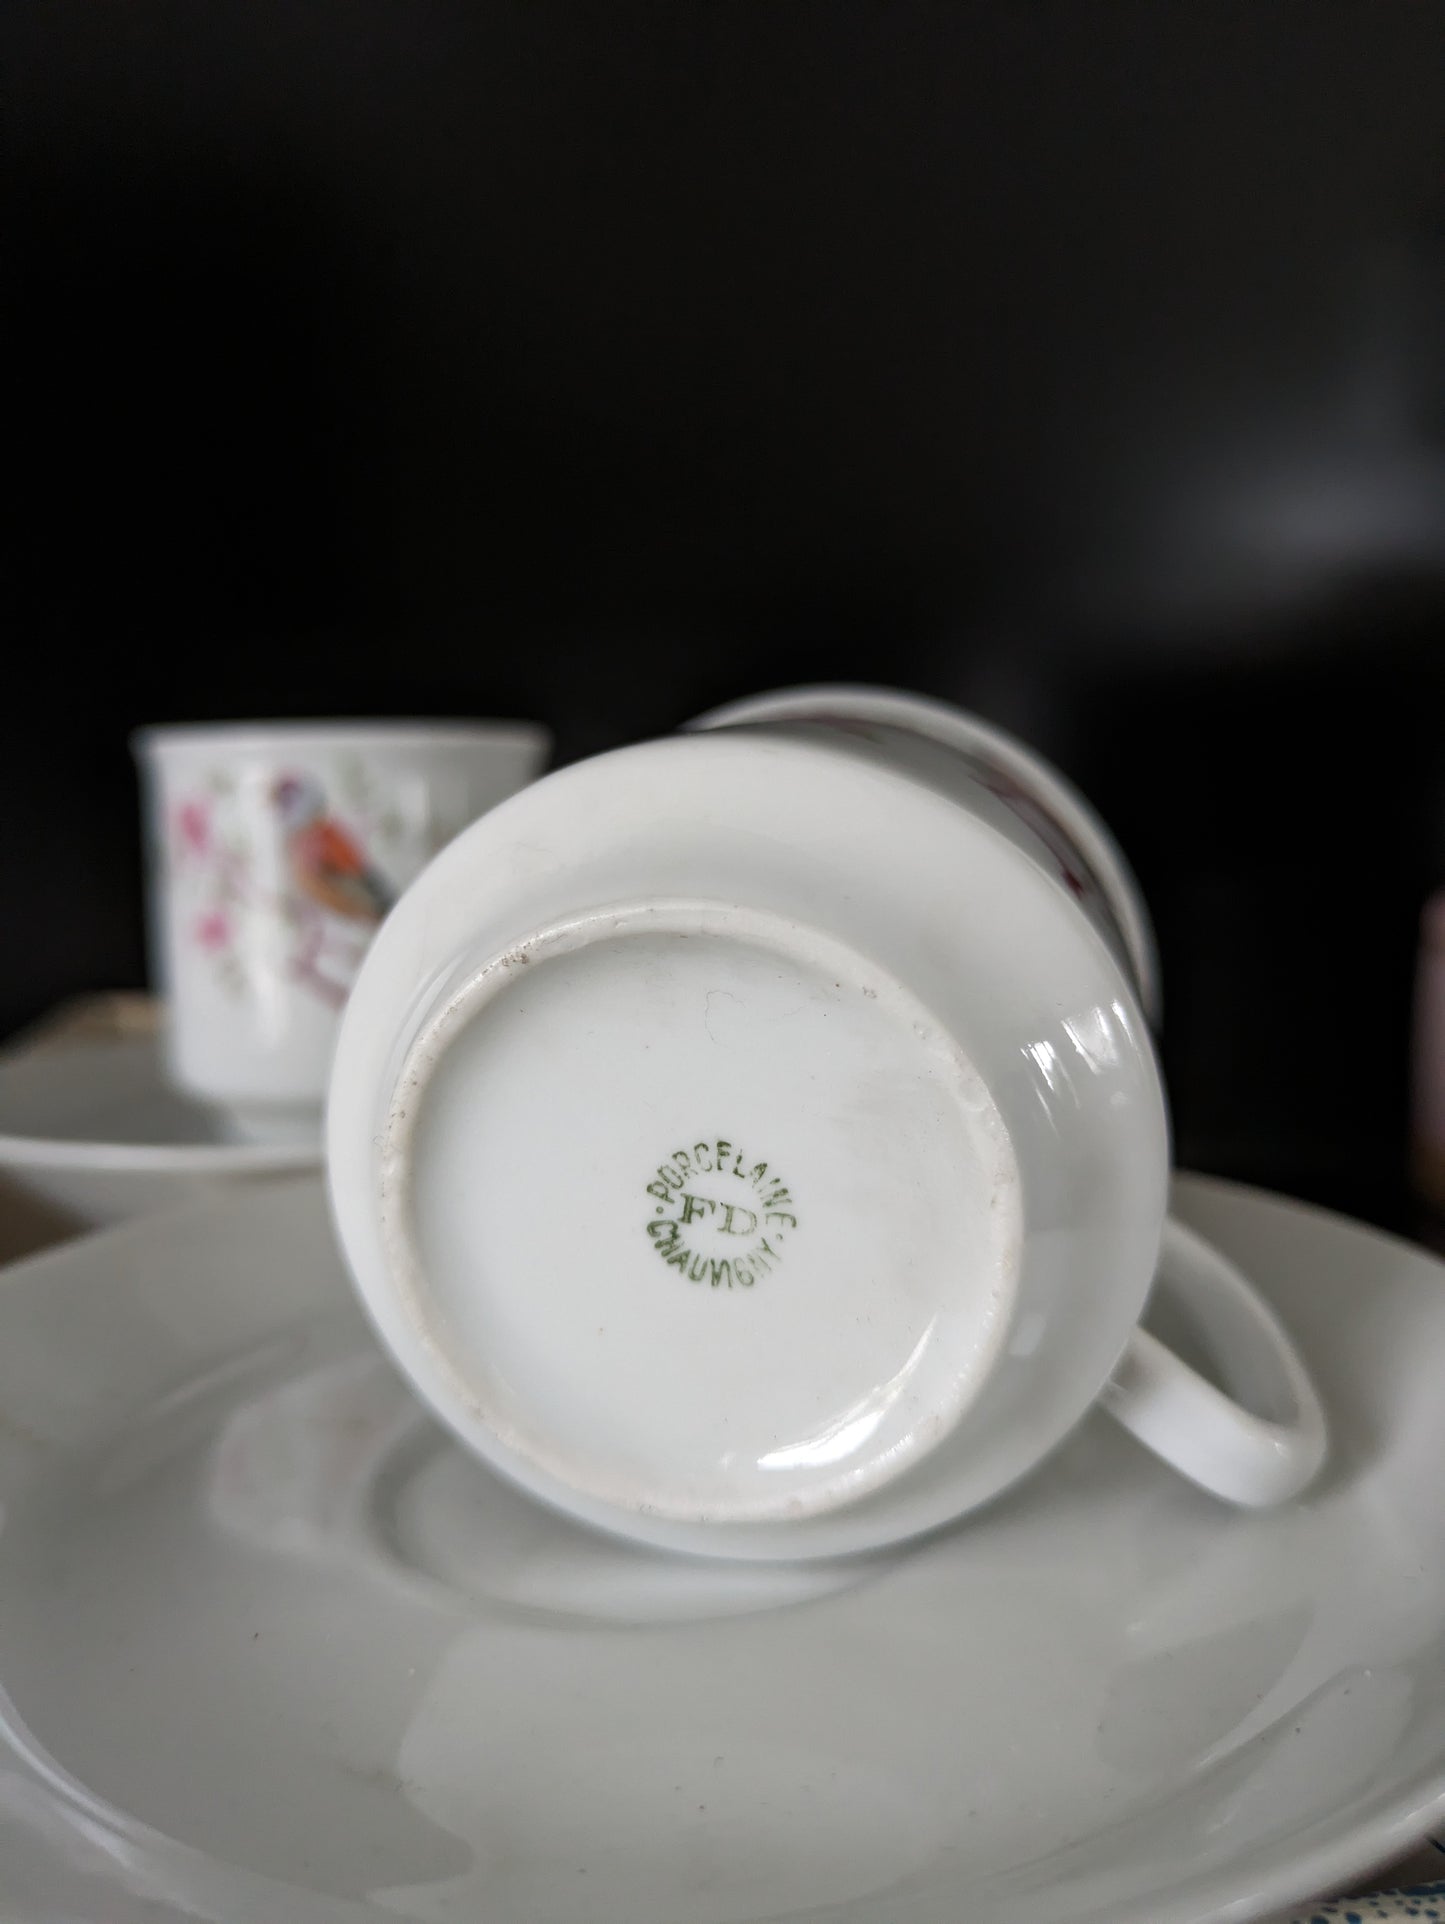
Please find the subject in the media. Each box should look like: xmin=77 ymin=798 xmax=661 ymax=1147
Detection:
xmin=194 ymin=908 xmax=231 ymax=952
xmin=175 ymin=798 xmax=211 ymax=860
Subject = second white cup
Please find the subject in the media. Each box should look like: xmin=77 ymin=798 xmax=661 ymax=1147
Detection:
xmin=136 ymin=719 xmax=550 ymax=1142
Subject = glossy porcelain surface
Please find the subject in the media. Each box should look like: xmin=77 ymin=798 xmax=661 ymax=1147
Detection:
xmin=690 ymin=683 xmax=1162 ymax=1023
xmin=381 ymin=899 xmax=1023 ymax=1525
xmin=0 ymin=1029 xmax=317 ymax=1227
xmin=0 ymin=1175 xmax=1437 ymax=1924
xmin=330 ymin=703 xmax=1321 ymax=1554
xmin=136 ymin=720 xmax=550 ymax=1138
xmin=329 ymin=723 xmax=1174 ymax=1555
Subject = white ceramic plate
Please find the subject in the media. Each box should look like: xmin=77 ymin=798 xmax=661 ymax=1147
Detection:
xmin=0 ymin=1030 xmax=319 ymax=1227
xmin=0 ymin=1174 xmax=1441 ymax=1924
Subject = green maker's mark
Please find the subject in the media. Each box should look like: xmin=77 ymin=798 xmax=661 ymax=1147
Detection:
xmin=644 ymin=1138 xmax=799 ymax=1288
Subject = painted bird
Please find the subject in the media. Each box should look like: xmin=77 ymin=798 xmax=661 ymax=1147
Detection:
xmin=272 ymin=774 xmax=393 ymax=924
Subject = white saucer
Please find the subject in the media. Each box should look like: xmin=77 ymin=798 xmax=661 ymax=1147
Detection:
xmin=0 ymin=1029 xmax=319 ymax=1229
xmin=0 ymin=1174 xmax=1441 ymax=1923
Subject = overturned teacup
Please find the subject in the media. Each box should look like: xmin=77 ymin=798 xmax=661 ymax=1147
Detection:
xmin=327 ymin=686 xmax=1325 ymax=1560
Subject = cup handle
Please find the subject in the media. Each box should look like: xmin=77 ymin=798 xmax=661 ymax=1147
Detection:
xmin=1099 ymin=1215 xmax=1328 ymax=1507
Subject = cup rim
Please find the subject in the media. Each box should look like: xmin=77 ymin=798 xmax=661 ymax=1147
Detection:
xmin=687 ymin=683 xmax=1160 ymax=1025
xmin=131 ymin=718 xmax=551 ymax=759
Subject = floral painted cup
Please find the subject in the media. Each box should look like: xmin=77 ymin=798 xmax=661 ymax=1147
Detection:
xmin=134 ymin=721 xmax=550 ymax=1143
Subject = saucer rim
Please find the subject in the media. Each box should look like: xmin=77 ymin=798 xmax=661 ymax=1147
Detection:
xmin=0 ymin=1129 xmax=321 ymax=1175
xmin=0 ymin=1031 xmax=321 ymax=1175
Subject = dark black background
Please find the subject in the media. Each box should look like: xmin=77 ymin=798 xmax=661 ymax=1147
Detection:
xmin=8 ymin=2 xmax=1445 ymax=1228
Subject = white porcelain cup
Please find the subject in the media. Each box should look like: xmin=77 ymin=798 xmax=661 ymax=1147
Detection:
xmin=327 ymin=686 xmax=1326 ymax=1560
xmin=135 ymin=720 xmax=550 ymax=1143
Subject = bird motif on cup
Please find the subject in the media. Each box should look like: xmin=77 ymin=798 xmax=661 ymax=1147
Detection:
xmin=272 ymin=774 xmax=394 ymax=925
